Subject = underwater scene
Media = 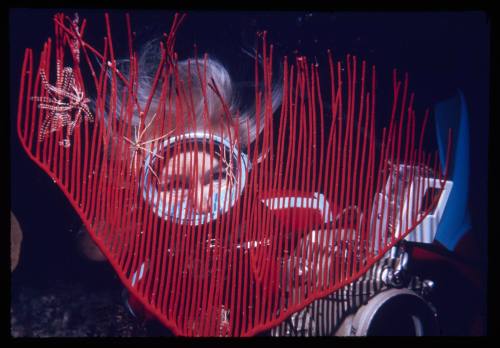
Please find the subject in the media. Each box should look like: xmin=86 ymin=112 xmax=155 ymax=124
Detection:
xmin=10 ymin=9 xmax=489 ymax=336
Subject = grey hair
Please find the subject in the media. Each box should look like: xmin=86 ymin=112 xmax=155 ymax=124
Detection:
xmin=108 ymin=39 xmax=282 ymax=147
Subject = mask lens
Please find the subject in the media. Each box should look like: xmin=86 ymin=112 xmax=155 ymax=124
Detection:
xmin=143 ymin=133 xmax=249 ymax=225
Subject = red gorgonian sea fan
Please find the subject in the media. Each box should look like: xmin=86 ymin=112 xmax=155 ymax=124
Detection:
xmin=16 ymin=12 xmax=451 ymax=336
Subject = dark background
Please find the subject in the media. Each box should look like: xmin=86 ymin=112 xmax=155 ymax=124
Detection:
xmin=9 ymin=9 xmax=490 ymax=336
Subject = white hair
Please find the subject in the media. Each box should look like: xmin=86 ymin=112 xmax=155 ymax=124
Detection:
xmin=108 ymin=39 xmax=282 ymax=147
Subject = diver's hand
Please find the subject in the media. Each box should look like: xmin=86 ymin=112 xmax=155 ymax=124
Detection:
xmin=76 ymin=224 xmax=107 ymax=262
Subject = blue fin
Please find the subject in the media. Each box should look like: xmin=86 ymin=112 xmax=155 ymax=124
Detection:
xmin=434 ymin=90 xmax=472 ymax=250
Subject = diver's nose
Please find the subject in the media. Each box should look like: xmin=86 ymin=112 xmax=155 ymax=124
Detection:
xmin=189 ymin=183 xmax=212 ymax=214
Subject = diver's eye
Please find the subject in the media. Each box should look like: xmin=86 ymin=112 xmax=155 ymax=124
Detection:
xmin=211 ymin=170 xmax=227 ymax=182
xmin=158 ymin=178 xmax=191 ymax=192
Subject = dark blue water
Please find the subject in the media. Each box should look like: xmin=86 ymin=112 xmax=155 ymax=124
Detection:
xmin=9 ymin=9 xmax=489 ymax=334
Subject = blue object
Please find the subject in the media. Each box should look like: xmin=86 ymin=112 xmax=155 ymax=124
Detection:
xmin=434 ymin=90 xmax=472 ymax=250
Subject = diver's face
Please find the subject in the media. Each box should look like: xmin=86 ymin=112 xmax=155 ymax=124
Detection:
xmin=157 ymin=150 xmax=229 ymax=214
